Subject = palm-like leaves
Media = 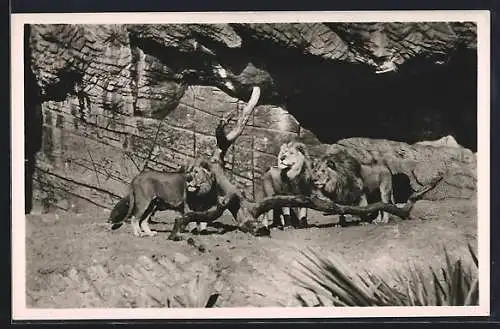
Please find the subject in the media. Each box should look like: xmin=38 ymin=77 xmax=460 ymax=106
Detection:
xmin=293 ymin=244 xmax=478 ymax=307
xmin=167 ymin=275 xmax=219 ymax=308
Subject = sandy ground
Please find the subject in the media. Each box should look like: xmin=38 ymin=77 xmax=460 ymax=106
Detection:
xmin=24 ymin=199 xmax=477 ymax=308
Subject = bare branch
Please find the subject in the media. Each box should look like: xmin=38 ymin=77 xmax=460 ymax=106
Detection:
xmin=248 ymin=176 xmax=443 ymax=219
xmin=184 ymin=195 xmax=233 ymax=222
xmin=214 ymin=86 xmax=261 ymax=163
xmin=168 ymin=175 xmax=444 ymax=240
xmin=167 ymin=195 xmax=235 ymax=240
xmin=249 ymin=195 xmax=411 ymax=219
xmin=167 ymin=86 xmax=263 ymax=240
xmin=226 ymin=86 xmax=261 ymax=142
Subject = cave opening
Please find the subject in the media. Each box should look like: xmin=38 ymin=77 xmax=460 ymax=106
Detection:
xmin=212 ymin=25 xmax=478 ymax=151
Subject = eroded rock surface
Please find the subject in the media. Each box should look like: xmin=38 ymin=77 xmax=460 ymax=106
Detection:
xmin=25 ymin=22 xmax=477 ymax=212
xmin=309 ymin=137 xmax=476 ymax=201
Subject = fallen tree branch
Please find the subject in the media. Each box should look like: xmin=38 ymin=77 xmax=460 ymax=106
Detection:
xmin=247 ymin=183 xmax=434 ymax=219
xmin=168 ymin=175 xmax=443 ymax=239
xmin=311 ymin=174 xmax=443 ymax=218
xmin=246 ymin=176 xmax=440 ymax=220
xmin=184 ymin=196 xmax=232 ymax=222
xmin=168 ymin=195 xmax=234 ymax=240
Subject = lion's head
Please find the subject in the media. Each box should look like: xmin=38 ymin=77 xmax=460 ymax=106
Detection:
xmin=277 ymin=141 xmax=311 ymax=180
xmin=311 ymin=153 xmax=363 ymax=205
xmin=311 ymin=157 xmax=340 ymax=192
xmin=185 ymin=159 xmax=216 ymax=195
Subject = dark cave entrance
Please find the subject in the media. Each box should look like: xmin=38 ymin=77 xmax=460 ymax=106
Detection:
xmin=283 ymin=49 xmax=477 ymax=151
xmin=213 ymin=25 xmax=478 ymax=151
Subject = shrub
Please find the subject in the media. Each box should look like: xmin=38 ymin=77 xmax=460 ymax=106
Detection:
xmin=293 ymin=244 xmax=478 ymax=307
xmin=167 ymin=275 xmax=220 ymax=308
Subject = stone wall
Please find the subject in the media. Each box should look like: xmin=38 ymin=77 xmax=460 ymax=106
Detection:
xmin=33 ymin=85 xmax=319 ymax=213
xmin=26 ymin=23 xmax=478 ymax=214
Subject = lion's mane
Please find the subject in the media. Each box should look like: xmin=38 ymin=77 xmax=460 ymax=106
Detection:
xmin=184 ymin=159 xmax=220 ymax=212
xmin=312 ymin=150 xmax=364 ymax=205
xmin=275 ymin=141 xmax=313 ymax=196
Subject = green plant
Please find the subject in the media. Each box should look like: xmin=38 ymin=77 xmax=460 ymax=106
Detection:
xmin=293 ymin=244 xmax=478 ymax=307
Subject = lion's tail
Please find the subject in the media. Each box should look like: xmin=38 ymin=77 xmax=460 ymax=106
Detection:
xmin=108 ymin=187 xmax=135 ymax=230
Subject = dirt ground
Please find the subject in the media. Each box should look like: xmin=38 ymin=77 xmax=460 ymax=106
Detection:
xmin=25 ymin=199 xmax=477 ymax=308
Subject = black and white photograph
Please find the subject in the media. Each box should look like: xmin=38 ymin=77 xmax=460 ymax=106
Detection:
xmin=11 ymin=11 xmax=490 ymax=320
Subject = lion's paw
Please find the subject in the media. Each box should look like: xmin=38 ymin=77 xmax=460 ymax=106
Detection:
xmin=373 ymin=218 xmax=389 ymax=225
xmin=255 ymin=226 xmax=271 ymax=237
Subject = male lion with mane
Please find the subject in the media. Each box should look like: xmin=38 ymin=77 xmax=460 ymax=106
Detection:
xmin=258 ymin=141 xmax=313 ymax=230
xmin=108 ymin=159 xmax=219 ymax=237
xmin=312 ymin=150 xmax=394 ymax=225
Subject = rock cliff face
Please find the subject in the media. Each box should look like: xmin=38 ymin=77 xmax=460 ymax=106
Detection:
xmin=24 ymin=22 xmax=477 ymax=213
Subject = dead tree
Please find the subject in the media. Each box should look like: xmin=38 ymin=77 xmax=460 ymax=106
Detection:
xmin=167 ymin=86 xmax=443 ymax=240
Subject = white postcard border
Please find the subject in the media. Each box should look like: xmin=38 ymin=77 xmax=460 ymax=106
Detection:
xmin=11 ymin=10 xmax=491 ymax=320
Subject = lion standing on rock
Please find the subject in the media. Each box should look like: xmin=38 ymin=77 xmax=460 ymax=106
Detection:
xmin=257 ymin=141 xmax=313 ymax=230
xmin=312 ymin=150 xmax=395 ymax=225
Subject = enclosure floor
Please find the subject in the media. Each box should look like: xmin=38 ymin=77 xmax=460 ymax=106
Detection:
xmin=25 ymin=199 xmax=477 ymax=308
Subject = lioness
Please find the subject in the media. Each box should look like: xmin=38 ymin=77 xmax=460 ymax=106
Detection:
xmin=258 ymin=141 xmax=313 ymax=230
xmin=108 ymin=159 xmax=219 ymax=237
xmin=312 ymin=150 xmax=394 ymax=225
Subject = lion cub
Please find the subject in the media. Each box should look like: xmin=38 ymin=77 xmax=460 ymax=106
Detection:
xmin=258 ymin=141 xmax=313 ymax=230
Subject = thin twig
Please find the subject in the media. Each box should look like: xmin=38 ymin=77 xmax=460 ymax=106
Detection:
xmin=124 ymin=151 xmax=141 ymax=173
xmin=83 ymin=139 xmax=102 ymax=188
xmin=142 ymin=118 xmax=164 ymax=172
